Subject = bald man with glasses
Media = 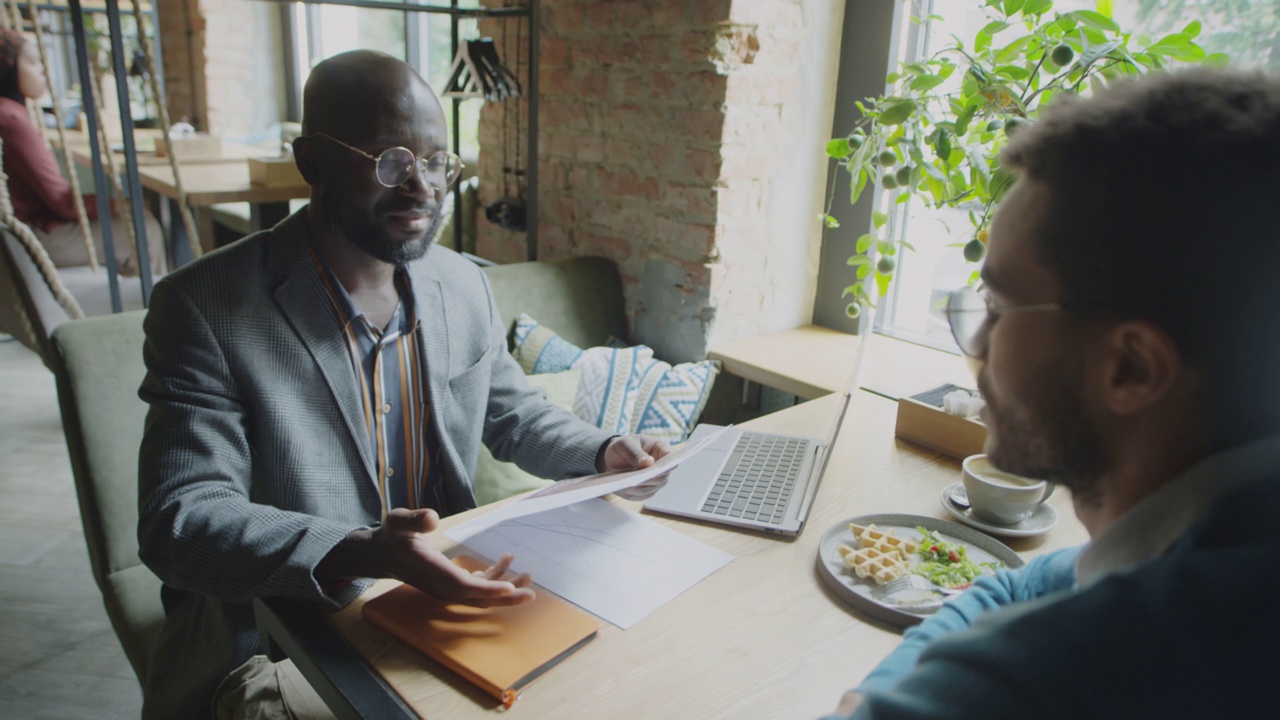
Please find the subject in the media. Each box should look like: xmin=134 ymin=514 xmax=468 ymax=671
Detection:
xmin=136 ymin=50 xmax=669 ymax=719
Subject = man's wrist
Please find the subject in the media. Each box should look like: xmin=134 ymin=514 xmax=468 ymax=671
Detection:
xmin=595 ymin=435 xmax=620 ymax=473
xmin=316 ymin=526 xmax=376 ymax=584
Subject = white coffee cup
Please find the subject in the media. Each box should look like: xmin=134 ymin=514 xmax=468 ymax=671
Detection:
xmin=961 ymin=454 xmax=1054 ymax=525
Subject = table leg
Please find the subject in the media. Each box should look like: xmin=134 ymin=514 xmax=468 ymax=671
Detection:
xmin=251 ymin=202 xmax=291 ymax=232
xmin=160 ymin=196 xmax=198 ymax=269
xmin=252 ymin=597 xmax=417 ymax=720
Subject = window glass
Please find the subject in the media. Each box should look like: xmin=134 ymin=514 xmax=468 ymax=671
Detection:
xmin=289 ymin=1 xmax=488 ymax=162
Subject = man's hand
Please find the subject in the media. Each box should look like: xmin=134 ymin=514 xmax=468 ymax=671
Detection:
xmin=833 ymin=690 xmax=864 ymax=716
xmin=598 ymin=434 xmax=674 ymax=500
xmin=318 ymin=508 xmax=534 ymax=607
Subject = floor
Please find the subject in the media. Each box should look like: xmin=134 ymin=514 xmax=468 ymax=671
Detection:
xmin=0 ymin=337 xmax=144 ymax=718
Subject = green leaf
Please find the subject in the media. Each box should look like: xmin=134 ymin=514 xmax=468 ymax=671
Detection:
xmin=1204 ymin=52 xmax=1231 ymax=68
xmin=1181 ymin=20 xmax=1201 ymax=39
xmin=1022 ymin=0 xmax=1051 ymax=15
xmin=982 ymin=21 xmax=1011 ymax=36
xmin=842 ymin=285 xmax=860 ymax=298
xmin=910 ymin=74 xmax=946 ymax=92
xmin=1002 ymin=0 xmax=1024 ymax=15
xmin=821 ymin=213 xmax=840 ymax=229
xmin=826 ymin=138 xmax=852 ymax=159
xmin=895 ymin=192 xmax=912 ymax=204
xmin=878 ymin=99 xmax=917 ymax=126
xmin=886 ymin=71 xmax=902 ymax=84
xmin=872 ymin=210 xmax=889 ymax=230
xmin=954 ymin=106 xmax=976 ymax=136
xmin=1069 ymin=10 xmax=1119 ymax=32
xmin=975 ymin=31 xmax=993 ymax=53
xmin=875 ymin=271 xmax=892 ymax=297
xmin=1079 ymin=39 xmax=1123 ymax=66
xmin=1147 ymin=34 xmax=1205 ymax=62
xmin=935 ymin=131 xmax=952 ymax=166
xmin=847 ymin=254 xmax=871 ymax=267
xmin=993 ymin=64 xmax=1031 ymax=81
xmin=1095 ymin=0 xmax=1114 ymax=18
xmin=855 ymin=233 xmax=875 ymax=254
xmin=900 ymin=240 xmax=917 ymax=252
xmin=851 ymin=168 xmax=869 ymax=205
xmin=857 ymin=263 xmax=872 ymax=280
xmin=995 ymin=35 xmax=1034 ymax=64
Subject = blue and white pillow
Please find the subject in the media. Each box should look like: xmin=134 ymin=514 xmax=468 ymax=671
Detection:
xmin=513 ymin=313 xmax=718 ymax=443
xmin=630 ymin=358 xmax=719 ymax=444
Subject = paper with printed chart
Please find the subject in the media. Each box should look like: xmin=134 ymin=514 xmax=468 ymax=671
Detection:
xmin=448 ymin=426 xmax=731 ymax=542
xmin=447 ymin=498 xmax=734 ymax=629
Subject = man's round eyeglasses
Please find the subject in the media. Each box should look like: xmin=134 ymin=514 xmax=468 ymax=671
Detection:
xmin=308 ymin=132 xmax=464 ymax=190
xmin=944 ymin=285 xmax=1066 ymax=357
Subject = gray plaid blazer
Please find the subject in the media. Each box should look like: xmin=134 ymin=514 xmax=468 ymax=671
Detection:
xmin=135 ymin=210 xmax=611 ymax=717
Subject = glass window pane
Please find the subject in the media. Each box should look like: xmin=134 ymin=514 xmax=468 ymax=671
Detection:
xmin=876 ymin=0 xmax=1272 ymax=352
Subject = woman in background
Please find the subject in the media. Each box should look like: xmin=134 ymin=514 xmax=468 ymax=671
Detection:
xmin=0 ymin=28 xmax=164 ymax=276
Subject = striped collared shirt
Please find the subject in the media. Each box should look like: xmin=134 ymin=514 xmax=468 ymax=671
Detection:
xmin=311 ymin=250 xmax=442 ymax=517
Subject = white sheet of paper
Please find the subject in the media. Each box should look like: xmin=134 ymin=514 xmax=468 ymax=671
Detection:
xmin=448 ymin=498 xmax=734 ymax=629
xmin=449 ymin=426 xmax=731 ymax=541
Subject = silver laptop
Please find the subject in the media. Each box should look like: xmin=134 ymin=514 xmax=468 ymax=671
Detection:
xmin=644 ymin=331 xmax=870 ymax=537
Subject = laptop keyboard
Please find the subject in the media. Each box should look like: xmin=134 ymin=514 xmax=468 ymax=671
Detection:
xmin=700 ymin=433 xmax=808 ymax=524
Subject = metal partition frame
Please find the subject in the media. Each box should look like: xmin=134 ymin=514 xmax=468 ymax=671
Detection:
xmin=268 ymin=0 xmax=539 ymax=261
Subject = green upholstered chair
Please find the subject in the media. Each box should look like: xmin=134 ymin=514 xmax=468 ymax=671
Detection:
xmin=51 ymin=310 xmax=164 ymax=687
xmin=482 ymin=256 xmax=627 ymax=350
xmin=0 ymin=225 xmax=73 ymax=368
xmin=39 ymin=255 xmax=626 ymax=685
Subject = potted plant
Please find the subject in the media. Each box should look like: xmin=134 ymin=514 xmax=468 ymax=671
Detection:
xmin=825 ymin=0 xmax=1221 ymax=319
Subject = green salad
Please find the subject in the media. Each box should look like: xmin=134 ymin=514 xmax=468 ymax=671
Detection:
xmin=911 ymin=528 xmax=1002 ymax=588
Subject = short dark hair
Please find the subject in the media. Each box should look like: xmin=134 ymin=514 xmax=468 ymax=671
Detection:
xmin=1001 ymin=68 xmax=1280 ymax=438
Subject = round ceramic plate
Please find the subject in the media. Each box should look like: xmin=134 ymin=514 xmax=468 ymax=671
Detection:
xmin=939 ymin=483 xmax=1060 ymax=538
xmin=816 ymin=513 xmax=1023 ymax=628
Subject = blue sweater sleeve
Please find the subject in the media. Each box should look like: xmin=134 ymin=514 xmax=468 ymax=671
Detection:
xmin=819 ymin=545 xmax=1082 ymax=720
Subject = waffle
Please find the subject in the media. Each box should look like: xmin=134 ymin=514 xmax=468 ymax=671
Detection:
xmin=848 ymin=523 xmax=920 ymax=560
xmin=837 ymin=544 xmax=908 ymax=584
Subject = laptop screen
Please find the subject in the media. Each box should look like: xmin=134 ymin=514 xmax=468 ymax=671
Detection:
xmin=817 ymin=324 xmax=872 ymax=450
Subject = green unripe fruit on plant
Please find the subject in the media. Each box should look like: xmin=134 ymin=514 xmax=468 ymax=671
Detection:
xmin=1050 ymin=44 xmax=1075 ymax=67
xmin=882 ymin=174 xmax=899 ymax=189
xmin=848 ymin=134 xmax=865 ymax=149
xmin=894 ymin=166 xmax=912 ymax=186
xmin=876 ymin=256 xmax=896 ymax=274
xmin=846 ymin=302 xmax=862 ymax=319
xmin=963 ymin=238 xmax=986 ymax=262
xmin=1004 ymin=117 xmax=1031 ymax=138
xmin=878 ymin=150 xmax=897 ymax=167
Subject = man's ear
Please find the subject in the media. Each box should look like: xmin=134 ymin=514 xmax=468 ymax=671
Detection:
xmin=292 ymin=136 xmax=319 ymax=186
xmin=1099 ymin=320 xmax=1182 ymax=415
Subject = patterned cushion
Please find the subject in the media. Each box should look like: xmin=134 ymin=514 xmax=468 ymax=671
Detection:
xmin=630 ymin=357 xmax=720 ymax=444
xmin=513 ymin=313 xmax=718 ymax=444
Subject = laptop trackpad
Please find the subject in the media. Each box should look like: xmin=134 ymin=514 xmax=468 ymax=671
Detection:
xmin=644 ymin=427 xmax=736 ymax=510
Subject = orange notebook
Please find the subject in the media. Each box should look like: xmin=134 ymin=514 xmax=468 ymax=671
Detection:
xmin=361 ymin=556 xmax=601 ymax=708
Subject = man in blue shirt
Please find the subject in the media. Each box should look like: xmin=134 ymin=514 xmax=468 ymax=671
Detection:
xmin=829 ymin=68 xmax=1280 ymax=718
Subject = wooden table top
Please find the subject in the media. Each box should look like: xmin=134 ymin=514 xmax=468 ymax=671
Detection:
xmin=125 ymin=162 xmax=309 ymax=207
xmin=329 ymin=390 xmax=1087 ymax=718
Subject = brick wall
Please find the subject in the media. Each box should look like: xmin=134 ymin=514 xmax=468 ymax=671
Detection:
xmin=156 ymin=0 xmax=284 ymax=140
xmin=156 ymin=0 xmax=842 ymax=363
xmin=156 ymin=0 xmax=205 ymax=130
xmin=476 ymin=0 xmax=842 ymax=363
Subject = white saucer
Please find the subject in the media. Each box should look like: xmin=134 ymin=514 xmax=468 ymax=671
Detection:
xmin=939 ymin=482 xmax=1058 ymax=538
